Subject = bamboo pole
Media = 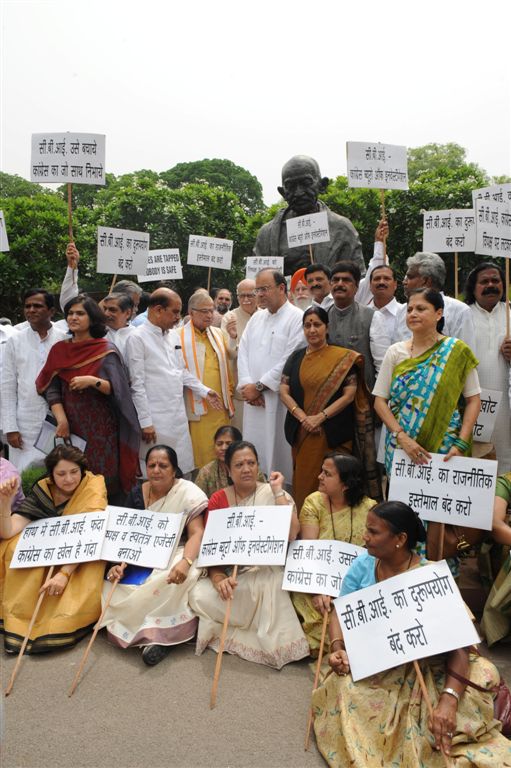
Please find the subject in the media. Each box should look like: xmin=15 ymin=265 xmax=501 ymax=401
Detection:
xmin=413 ymin=660 xmax=452 ymax=767
xmin=308 ymin=243 xmax=314 ymax=264
xmin=68 ymin=574 xmax=121 ymax=696
xmin=454 ymin=253 xmax=459 ymax=299
xmin=210 ymin=565 xmax=238 ymax=709
xmin=67 ymin=183 xmax=74 ymax=241
xmin=5 ymin=566 xmax=55 ymax=696
xmin=380 ymin=189 xmax=387 ymax=264
xmin=304 ymin=610 xmax=329 ymax=750
xmin=109 ymin=274 xmax=117 ymax=293
xmin=207 ymin=267 xmax=212 ymax=294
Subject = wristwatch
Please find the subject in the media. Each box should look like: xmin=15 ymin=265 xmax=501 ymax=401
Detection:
xmin=255 ymin=381 xmax=266 ymax=392
xmin=391 ymin=429 xmax=404 ymax=440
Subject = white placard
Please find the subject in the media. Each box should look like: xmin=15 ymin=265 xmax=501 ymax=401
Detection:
xmin=282 ymin=539 xmax=366 ymax=597
xmin=100 ymin=506 xmax=185 ymax=569
xmin=346 ymin=141 xmax=408 ymax=190
xmin=472 ymin=182 xmax=511 ymax=208
xmin=11 ymin=512 xmax=108 ymax=568
xmin=0 ymin=211 xmax=9 ymax=252
xmin=97 ymin=226 xmax=150 ymax=275
xmin=31 ymin=132 xmax=106 ymax=185
xmin=475 ymin=198 xmax=511 ymax=259
xmin=285 ymin=211 xmax=330 ymax=249
xmin=138 ymin=249 xmax=182 ymax=283
xmin=245 ymin=256 xmax=284 ymax=278
xmin=388 ymin=450 xmax=496 ymax=531
xmin=187 ymin=235 xmax=233 ymax=270
xmin=335 ymin=559 xmax=479 ymax=681
xmin=34 ymin=415 xmax=87 ymax=455
xmin=197 ymin=505 xmax=292 ymax=567
xmin=422 ymin=209 xmax=475 ymax=253
xmin=473 ymin=388 xmax=503 ymax=442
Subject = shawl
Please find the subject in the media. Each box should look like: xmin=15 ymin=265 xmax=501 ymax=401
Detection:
xmin=179 ymin=321 xmax=233 ymax=417
xmin=16 ymin=471 xmax=107 ymax=521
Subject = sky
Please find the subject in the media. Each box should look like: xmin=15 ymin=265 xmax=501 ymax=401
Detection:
xmin=1 ymin=0 xmax=510 ymax=205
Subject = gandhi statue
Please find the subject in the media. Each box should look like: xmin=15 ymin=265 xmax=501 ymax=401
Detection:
xmin=253 ymin=155 xmax=365 ymax=276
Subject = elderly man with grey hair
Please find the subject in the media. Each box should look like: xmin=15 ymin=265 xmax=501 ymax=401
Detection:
xmin=392 ymin=251 xmax=475 ymax=349
xmin=102 ymin=292 xmax=134 ymax=360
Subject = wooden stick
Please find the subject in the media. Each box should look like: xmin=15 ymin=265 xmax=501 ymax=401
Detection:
xmin=454 ymin=252 xmax=459 ymax=299
xmin=506 ymin=258 xmax=510 ymax=338
xmin=304 ymin=610 xmax=329 ymax=750
xmin=308 ymin=243 xmax=314 ymax=264
xmin=438 ymin=523 xmax=445 ymax=561
xmin=210 ymin=564 xmax=238 ymax=709
xmin=67 ymin=183 xmax=74 ymax=241
xmin=109 ymin=274 xmax=117 ymax=293
xmin=380 ymin=189 xmax=387 ymax=264
xmin=5 ymin=566 xmax=55 ymax=696
xmin=68 ymin=574 xmax=121 ymax=697
xmin=413 ymin=660 xmax=452 ymax=767
xmin=207 ymin=267 xmax=212 ymax=294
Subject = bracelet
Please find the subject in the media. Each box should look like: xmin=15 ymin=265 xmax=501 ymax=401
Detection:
xmin=291 ymin=404 xmax=298 ymax=415
xmin=330 ymin=636 xmax=345 ymax=649
xmin=452 ymin=437 xmax=469 ymax=452
xmin=322 ymin=410 xmax=328 ymax=421
xmin=58 ymin=570 xmax=70 ymax=582
xmin=183 ymin=556 xmax=193 ymax=567
xmin=441 ymin=687 xmax=460 ymax=704
xmin=273 ymin=491 xmax=286 ymax=500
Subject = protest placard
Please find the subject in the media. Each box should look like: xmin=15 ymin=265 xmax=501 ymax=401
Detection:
xmin=197 ymin=505 xmax=292 ymax=567
xmin=0 ymin=211 xmax=9 ymax=252
xmin=285 ymin=211 xmax=330 ymax=248
xmin=187 ymin=235 xmax=233 ymax=270
xmin=138 ymin=249 xmax=182 ymax=282
xmin=334 ymin=559 xmax=479 ymax=681
xmin=473 ymin=388 xmax=503 ymax=442
xmin=346 ymin=142 xmax=408 ymax=190
xmin=31 ymin=133 xmax=106 ymax=185
xmin=422 ymin=209 xmax=475 ymax=252
xmin=472 ymin=182 xmax=511 ymax=208
xmin=97 ymin=226 xmax=150 ymax=275
xmin=11 ymin=512 xmax=108 ymax=568
xmin=101 ymin=506 xmax=185 ymax=569
xmin=474 ymin=197 xmax=511 ymax=258
xmin=388 ymin=450 xmax=496 ymax=531
xmin=282 ymin=539 xmax=365 ymax=596
xmin=245 ymin=256 xmax=284 ymax=278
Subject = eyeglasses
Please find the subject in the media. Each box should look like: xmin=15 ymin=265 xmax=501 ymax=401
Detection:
xmin=237 ymin=292 xmax=256 ymax=299
xmin=255 ymin=285 xmax=275 ymax=295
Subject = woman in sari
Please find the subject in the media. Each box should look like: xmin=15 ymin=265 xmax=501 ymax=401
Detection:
xmin=195 ymin=425 xmax=265 ymax=498
xmin=189 ymin=440 xmax=309 ymax=669
xmin=101 ymin=445 xmax=208 ymax=667
xmin=0 ymin=445 xmax=107 ymax=653
xmin=280 ymin=306 xmax=380 ymax=513
xmin=35 ymin=294 xmax=140 ymax=502
xmin=312 ymin=501 xmax=510 ymax=767
xmin=481 ymin=472 xmax=511 ymax=646
xmin=291 ymin=454 xmax=376 ymax=655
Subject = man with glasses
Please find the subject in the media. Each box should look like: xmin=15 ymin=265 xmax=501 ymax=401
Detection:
xmin=237 ymin=269 xmax=304 ymax=479
xmin=221 ymin=279 xmax=259 ymax=429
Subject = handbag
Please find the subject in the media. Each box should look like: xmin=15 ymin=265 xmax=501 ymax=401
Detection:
xmin=446 ymin=665 xmax=511 ymax=736
xmin=426 ymin=521 xmax=485 ymax=560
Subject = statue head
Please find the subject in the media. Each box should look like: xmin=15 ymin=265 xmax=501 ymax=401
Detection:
xmin=278 ymin=155 xmax=329 ymax=215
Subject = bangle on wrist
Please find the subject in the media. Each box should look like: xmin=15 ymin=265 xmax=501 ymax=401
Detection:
xmin=273 ymin=490 xmax=286 ymax=500
xmin=441 ymin=687 xmax=460 ymax=704
xmin=183 ymin=556 xmax=193 ymax=567
xmin=330 ymin=636 xmax=345 ymax=649
xmin=452 ymin=437 xmax=469 ymax=452
xmin=58 ymin=570 xmax=70 ymax=582
xmin=291 ymin=404 xmax=298 ymax=415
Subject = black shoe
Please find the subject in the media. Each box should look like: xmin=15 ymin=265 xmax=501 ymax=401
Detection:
xmin=142 ymin=644 xmax=171 ymax=667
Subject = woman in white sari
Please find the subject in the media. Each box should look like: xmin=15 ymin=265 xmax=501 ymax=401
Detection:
xmin=100 ymin=445 xmax=207 ymax=666
xmin=189 ymin=440 xmax=309 ymax=669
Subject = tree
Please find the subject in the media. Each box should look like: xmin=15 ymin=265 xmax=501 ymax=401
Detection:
xmin=407 ymin=143 xmax=487 ymax=184
xmin=0 ymin=172 xmax=52 ymax=199
xmin=160 ymin=159 xmax=265 ymax=215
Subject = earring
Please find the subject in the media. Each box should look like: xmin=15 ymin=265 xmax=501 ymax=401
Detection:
xmin=396 ymin=544 xmax=400 ymax=549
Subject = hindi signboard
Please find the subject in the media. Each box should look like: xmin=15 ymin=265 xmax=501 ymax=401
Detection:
xmin=282 ymin=539 xmax=365 ymax=596
xmin=31 ymin=133 xmax=106 ymax=185
xmin=11 ymin=512 xmax=108 ymax=568
xmin=245 ymin=256 xmax=284 ymax=278
xmin=0 ymin=211 xmax=9 ymax=252
xmin=472 ymin=182 xmax=511 ymax=208
xmin=197 ymin=506 xmax=292 ymax=567
xmin=97 ymin=226 xmax=150 ymax=275
xmin=285 ymin=211 xmax=330 ymax=248
xmin=474 ymin=198 xmax=511 ymax=259
xmin=100 ymin=506 xmax=185 ymax=569
xmin=335 ymin=559 xmax=479 ymax=681
xmin=346 ymin=142 xmax=408 ymax=190
xmin=422 ymin=209 xmax=475 ymax=252
xmin=388 ymin=450 xmax=496 ymax=531
xmin=473 ymin=388 xmax=503 ymax=442
xmin=138 ymin=249 xmax=182 ymax=283
xmin=187 ymin=235 xmax=233 ymax=270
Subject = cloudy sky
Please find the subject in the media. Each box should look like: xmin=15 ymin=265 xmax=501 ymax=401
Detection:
xmin=2 ymin=0 xmax=510 ymax=204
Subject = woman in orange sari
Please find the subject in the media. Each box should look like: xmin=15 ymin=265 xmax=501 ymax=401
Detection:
xmin=280 ymin=306 xmax=380 ymax=511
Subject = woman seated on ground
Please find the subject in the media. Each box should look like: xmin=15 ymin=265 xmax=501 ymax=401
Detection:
xmin=481 ymin=471 xmax=511 ymax=647
xmin=101 ymin=445 xmax=208 ymax=667
xmin=195 ymin=425 xmax=265 ymax=498
xmin=189 ymin=440 xmax=309 ymax=669
xmin=291 ymin=454 xmax=376 ymax=656
xmin=312 ymin=501 xmax=509 ymax=768
xmin=0 ymin=439 xmax=24 ymax=512
xmin=0 ymin=445 xmax=107 ymax=653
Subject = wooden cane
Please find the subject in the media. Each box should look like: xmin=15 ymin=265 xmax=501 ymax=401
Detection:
xmin=5 ymin=566 xmax=55 ymax=696
xmin=454 ymin=252 xmax=459 ymax=299
xmin=109 ymin=274 xmax=117 ymax=293
xmin=210 ymin=565 xmax=238 ymax=709
xmin=304 ymin=610 xmax=329 ymax=750
xmin=413 ymin=660 xmax=452 ymax=767
xmin=67 ymin=183 xmax=74 ymax=241
xmin=207 ymin=267 xmax=212 ymax=294
xmin=379 ymin=189 xmax=387 ymax=264
xmin=68 ymin=573 xmax=121 ymax=696
xmin=308 ymin=243 xmax=314 ymax=264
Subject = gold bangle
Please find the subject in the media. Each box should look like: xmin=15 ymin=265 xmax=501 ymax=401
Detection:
xmin=183 ymin=556 xmax=193 ymax=567
xmin=58 ymin=570 xmax=70 ymax=582
xmin=291 ymin=404 xmax=298 ymax=415
xmin=330 ymin=636 xmax=345 ymax=648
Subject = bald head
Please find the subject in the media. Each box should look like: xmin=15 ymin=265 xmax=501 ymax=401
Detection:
xmin=148 ymin=288 xmax=182 ymax=330
xmin=278 ymin=155 xmax=329 ymax=215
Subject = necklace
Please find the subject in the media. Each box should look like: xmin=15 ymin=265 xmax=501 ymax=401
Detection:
xmin=410 ymin=334 xmax=441 ymax=357
xmin=305 ymin=342 xmax=328 ymax=355
xmin=328 ymin=497 xmax=353 ymax=543
xmin=147 ymin=482 xmax=174 ymax=511
xmin=376 ymin=551 xmax=414 ymax=582
xmin=234 ymin=487 xmax=257 ymax=507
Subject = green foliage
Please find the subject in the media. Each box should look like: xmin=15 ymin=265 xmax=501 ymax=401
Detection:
xmin=20 ymin=465 xmax=46 ymax=495
xmin=407 ymin=143 xmax=487 ymax=184
xmin=0 ymin=172 xmax=51 ymax=199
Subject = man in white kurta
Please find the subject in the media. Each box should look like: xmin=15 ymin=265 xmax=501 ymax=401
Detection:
xmin=125 ymin=288 xmax=220 ymax=476
xmin=237 ymin=269 xmax=304 ymax=480
xmin=466 ymin=263 xmax=511 ymax=473
xmin=103 ymin=292 xmax=134 ymax=362
xmin=1 ymin=290 xmax=67 ymax=470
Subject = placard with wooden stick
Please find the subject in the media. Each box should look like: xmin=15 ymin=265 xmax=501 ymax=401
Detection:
xmin=210 ymin=564 xmax=238 ymax=709
xmin=304 ymin=611 xmax=328 ymax=751
xmin=413 ymin=659 xmax=453 ymax=767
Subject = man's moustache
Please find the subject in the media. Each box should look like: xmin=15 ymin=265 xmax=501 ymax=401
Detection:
xmin=482 ymin=288 xmax=500 ymax=295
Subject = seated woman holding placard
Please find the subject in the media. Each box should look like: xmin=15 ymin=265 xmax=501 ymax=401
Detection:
xmin=291 ymin=454 xmax=376 ymax=656
xmin=189 ymin=440 xmax=309 ymax=669
xmin=312 ymin=501 xmax=509 ymax=767
xmin=0 ymin=444 xmax=107 ymax=653
xmin=101 ymin=445 xmax=208 ymax=667
xmin=481 ymin=471 xmax=511 ymax=647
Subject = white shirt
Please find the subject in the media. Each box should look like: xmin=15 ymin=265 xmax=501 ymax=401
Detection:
xmin=106 ymin=325 xmax=133 ymax=362
xmin=312 ymin=294 xmax=334 ymax=311
xmin=60 ymin=266 xmax=79 ymax=312
xmin=392 ymin=294 xmax=476 ymax=350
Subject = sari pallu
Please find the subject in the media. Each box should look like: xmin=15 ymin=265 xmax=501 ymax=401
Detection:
xmin=383 ymin=337 xmax=479 ymax=476
xmin=0 ymin=472 xmax=107 ymax=653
